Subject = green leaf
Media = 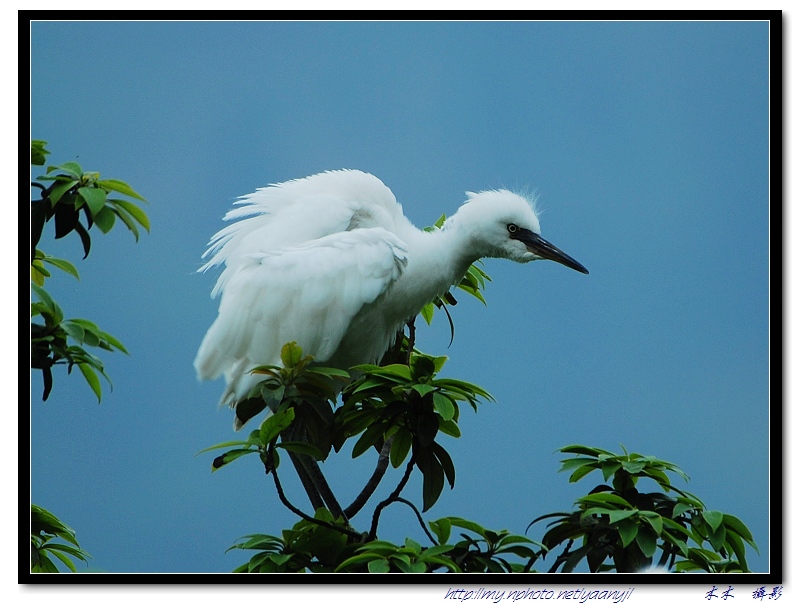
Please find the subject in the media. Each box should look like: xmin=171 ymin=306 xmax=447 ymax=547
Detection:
xmin=707 ymin=522 xmax=726 ymax=552
xmin=77 ymin=362 xmax=102 ymax=402
xmin=635 ymin=526 xmax=657 ymax=558
xmin=280 ymin=341 xmax=303 ymax=368
xmin=78 ymin=186 xmax=108 ymax=217
xmin=334 ymin=552 xmax=383 ymax=572
xmin=258 ymin=407 xmax=295 ymax=444
xmin=196 ymin=440 xmax=255 ymax=456
xmin=447 ymin=516 xmax=487 ymax=537
xmin=93 ymin=205 xmax=116 ymax=233
xmin=31 ymin=140 xmax=50 ymax=165
xmin=111 ymin=203 xmax=140 ymax=241
xmin=601 ymin=461 xmax=622 ymax=481
xmin=31 ymin=282 xmax=60 ymax=317
xmin=41 ymin=256 xmax=80 ymax=280
xmin=559 ymin=444 xmax=612 ymax=457
xmin=607 ymin=509 xmax=637 ymax=524
xmin=372 ymin=364 xmax=412 ymax=381
xmin=48 ymin=179 xmax=79 ymax=205
xmin=31 ymin=261 xmax=49 ymax=285
xmin=568 ymin=464 xmax=597 ymax=483
xmin=61 ymin=322 xmax=85 ymax=344
xmin=48 ymin=161 xmax=83 ymax=177
xmin=431 ymin=442 xmax=456 ymax=489
xmin=368 ymin=558 xmax=390 ymax=573
xmin=306 ymin=366 xmax=351 ymax=379
xmin=420 ymin=302 xmax=434 ymax=325
xmin=428 ymin=518 xmax=452 ymax=545
xmin=96 ymin=329 xmax=128 ymax=353
xmin=559 ymin=457 xmax=597 ymax=472
xmin=97 ymin=178 xmax=146 ymax=201
xmin=620 ymin=460 xmax=646 ymax=474
xmin=390 ymin=427 xmax=413 ymax=468
xmin=419 ymin=452 xmax=445 ymax=512
xmin=437 ymin=418 xmax=461 ymax=438
xmin=412 ymin=384 xmax=436 ymax=398
xmin=640 ymin=512 xmax=663 ymax=536
xmin=432 ymin=392 xmax=455 ymax=421
xmin=109 ymin=198 xmax=150 ymax=231
xmin=276 ymin=441 xmax=324 ymax=459
xmin=724 ymin=529 xmax=747 ymax=569
xmin=578 ymin=492 xmax=633 ymax=508
xmin=617 ymin=518 xmax=639 ymax=548
xmin=672 ymin=502 xmax=694 ymax=518
xmin=45 ymin=548 xmax=78 ymax=572
xmin=722 ymin=514 xmax=758 ymax=551
xmin=661 ymin=529 xmax=689 ymax=558
xmin=702 ymin=510 xmax=724 ymax=533
xmin=212 ymin=448 xmax=257 ymax=471
xmin=352 ymin=421 xmax=386 ymax=458
xmin=404 ymin=537 xmax=422 ymax=555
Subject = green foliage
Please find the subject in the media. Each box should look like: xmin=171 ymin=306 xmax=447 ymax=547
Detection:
xmin=342 ymin=353 xmax=492 ymax=511
xmin=31 ymin=505 xmax=90 ymax=573
xmin=530 ymin=445 xmax=758 ymax=573
xmin=31 ymin=282 xmax=127 ymax=402
xmin=227 ymin=514 xmax=543 ymax=573
xmin=203 ymin=343 xmax=493 ymax=513
xmin=31 ymin=151 xmax=149 ymax=262
xmin=30 ymin=141 xmax=146 ymax=403
xmin=30 ymin=140 xmax=149 ymax=572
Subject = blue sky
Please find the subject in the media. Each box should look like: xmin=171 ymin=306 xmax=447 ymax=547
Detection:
xmin=29 ymin=21 xmax=770 ymax=575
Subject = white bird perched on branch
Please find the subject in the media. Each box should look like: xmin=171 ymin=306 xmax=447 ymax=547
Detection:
xmin=195 ymin=170 xmax=588 ymax=428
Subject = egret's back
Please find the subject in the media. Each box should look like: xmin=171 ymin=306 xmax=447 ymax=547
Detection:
xmin=195 ymin=170 xmax=414 ymax=412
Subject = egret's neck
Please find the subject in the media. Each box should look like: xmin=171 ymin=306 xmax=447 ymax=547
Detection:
xmin=391 ymin=224 xmax=483 ymax=318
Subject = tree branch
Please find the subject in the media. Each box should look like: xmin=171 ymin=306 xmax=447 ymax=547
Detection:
xmin=343 ymin=437 xmax=393 ymax=519
xmin=369 ymin=454 xmax=415 ymax=540
xmin=394 ymin=497 xmax=437 ymax=545
xmin=267 ymin=444 xmax=361 ymax=540
xmin=284 ymin=418 xmax=346 ymax=520
xmin=284 ymin=423 xmax=325 ymax=510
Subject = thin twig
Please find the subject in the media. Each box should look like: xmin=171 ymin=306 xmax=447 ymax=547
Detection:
xmin=394 ymin=497 xmax=437 ymax=545
xmin=548 ymin=540 xmax=573 ymax=573
xmin=267 ymin=444 xmax=362 ymax=540
xmin=405 ymin=318 xmax=416 ymax=364
xmin=369 ymin=454 xmax=415 ymax=540
xmin=344 ymin=437 xmax=393 ymax=519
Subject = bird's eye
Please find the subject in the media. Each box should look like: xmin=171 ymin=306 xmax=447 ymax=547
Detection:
xmin=507 ymin=224 xmax=518 ymax=234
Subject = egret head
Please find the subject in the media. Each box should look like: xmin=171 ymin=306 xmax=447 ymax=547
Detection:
xmin=451 ymin=190 xmax=589 ymax=273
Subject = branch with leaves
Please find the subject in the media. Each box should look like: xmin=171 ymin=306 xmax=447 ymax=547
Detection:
xmin=530 ymin=445 xmax=759 ymax=573
xmin=30 ymin=140 xmax=149 ymax=402
xmin=30 ymin=140 xmax=150 ymax=573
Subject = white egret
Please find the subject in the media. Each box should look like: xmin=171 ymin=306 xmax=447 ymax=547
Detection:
xmin=195 ymin=170 xmax=587 ymax=427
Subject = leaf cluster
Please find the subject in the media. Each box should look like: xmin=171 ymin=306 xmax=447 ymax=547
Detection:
xmin=228 ymin=515 xmax=542 ymax=574
xmin=31 ymin=150 xmax=149 ymax=264
xmin=228 ymin=509 xmax=359 ymax=573
xmin=30 ymin=141 xmax=147 ymax=402
xmin=342 ymin=354 xmax=492 ymax=512
xmin=530 ymin=445 xmax=758 ymax=573
xmin=31 ymin=505 xmax=90 ymax=573
xmin=31 ymin=282 xmax=127 ymax=402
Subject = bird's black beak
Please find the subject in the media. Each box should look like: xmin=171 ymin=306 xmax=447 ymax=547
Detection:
xmin=512 ymin=228 xmax=589 ymax=274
